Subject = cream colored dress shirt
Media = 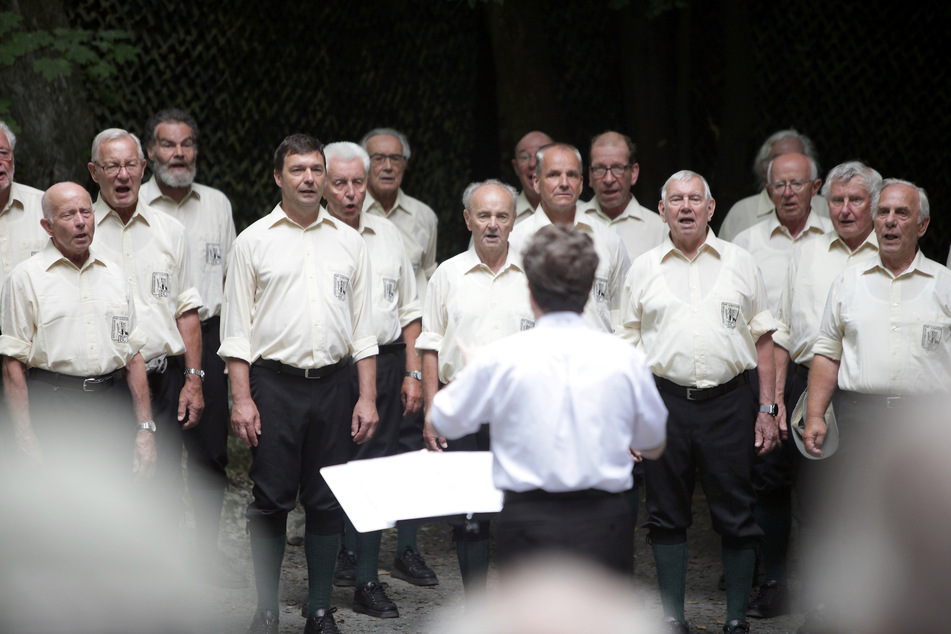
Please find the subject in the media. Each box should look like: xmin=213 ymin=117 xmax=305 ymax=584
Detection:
xmin=219 ymin=205 xmax=377 ymax=368
xmin=580 ymin=194 xmax=668 ymax=262
xmin=0 ymin=181 xmax=47 ymax=288
xmin=0 ymin=242 xmax=145 ymax=375
xmin=364 ymin=188 xmax=438 ymax=305
xmin=514 ymin=190 xmax=537 ymax=225
xmin=774 ymin=230 xmax=878 ymax=365
xmin=732 ymin=209 xmax=832 ymax=314
xmin=416 ymin=247 xmax=533 ymax=385
xmin=719 ymin=189 xmax=829 ymax=242
xmin=509 ymin=208 xmax=630 ymax=333
xmin=355 ymin=211 xmax=421 ymax=346
xmin=813 ymin=250 xmax=951 ymax=395
xmin=620 ymin=231 xmax=777 ymax=388
xmin=93 ymin=197 xmax=201 ymax=363
xmin=141 ymin=178 xmax=236 ymax=322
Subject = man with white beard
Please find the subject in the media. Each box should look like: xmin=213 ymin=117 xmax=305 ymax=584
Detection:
xmin=140 ymin=109 xmax=243 ymax=589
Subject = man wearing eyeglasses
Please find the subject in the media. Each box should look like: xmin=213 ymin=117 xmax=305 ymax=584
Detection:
xmin=581 ymin=131 xmax=667 ymax=262
xmin=88 ymin=128 xmax=203 ymax=518
xmin=360 ymin=127 xmax=440 ymax=587
xmin=719 ymin=129 xmax=829 ymax=242
xmin=139 ymin=109 xmax=244 ymax=589
xmin=733 ymin=152 xmax=831 ymax=315
xmin=0 ymin=120 xmax=47 ymax=290
xmin=510 ymin=130 xmax=553 ymax=222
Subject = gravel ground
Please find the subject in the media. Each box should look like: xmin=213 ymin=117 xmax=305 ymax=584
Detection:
xmin=198 ymin=439 xmax=806 ymax=633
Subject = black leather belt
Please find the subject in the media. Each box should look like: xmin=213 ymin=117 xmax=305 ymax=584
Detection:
xmin=254 ymin=356 xmax=350 ymax=379
xmin=378 ymin=342 xmax=406 ymax=355
xmin=842 ymin=391 xmax=913 ymax=410
xmin=794 ymin=363 xmax=810 ymax=379
xmin=503 ymin=489 xmax=618 ymax=504
xmin=654 ymin=372 xmax=749 ymax=402
xmin=27 ymin=367 xmax=125 ymax=392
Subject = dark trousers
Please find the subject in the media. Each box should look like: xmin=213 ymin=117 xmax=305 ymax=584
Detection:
xmin=644 ymin=375 xmax=762 ymax=549
xmin=751 ymin=362 xmax=807 ymax=503
xmin=181 ymin=317 xmax=229 ymax=493
xmin=497 ymin=491 xmax=634 ymax=576
xmin=148 ymin=355 xmax=186 ymax=512
xmin=447 ymin=423 xmax=492 ymax=540
xmin=27 ymin=373 xmax=135 ymax=479
xmin=246 ymin=362 xmax=353 ymax=538
xmin=350 ymin=348 xmax=404 ymax=461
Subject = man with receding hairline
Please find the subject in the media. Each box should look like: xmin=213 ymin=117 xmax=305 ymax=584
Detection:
xmin=621 ymin=170 xmax=779 ymax=634
xmin=1 ymin=182 xmax=154 ymax=478
xmin=428 ymin=224 xmax=666 ymax=576
xmin=508 ymin=142 xmax=630 ymax=333
xmin=417 ymin=178 xmax=534 ymax=595
xmin=510 ymin=130 xmax=553 ymax=222
xmin=88 ymin=127 xmax=203 ymax=516
xmin=581 ymin=131 xmax=667 ymax=261
xmin=141 ymin=108 xmax=244 ymax=588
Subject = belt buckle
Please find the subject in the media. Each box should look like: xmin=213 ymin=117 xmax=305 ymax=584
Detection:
xmin=83 ymin=377 xmax=102 ymax=392
xmin=685 ymin=387 xmax=700 ymax=401
xmin=304 ymin=367 xmax=321 ymax=379
xmin=886 ymin=396 xmax=903 ymax=409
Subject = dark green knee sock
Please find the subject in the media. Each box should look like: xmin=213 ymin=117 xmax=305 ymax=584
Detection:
xmin=753 ymin=502 xmax=791 ymax=583
xmin=342 ymin=516 xmax=357 ymax=553
xmin=355 ymin=529 xmax=383 ymax=586
xmin=250 ymin=534 xmax=286 ymax=613
xmin=304 ymin=532 xmax=340 ymax=616
xmin=722 ymin=546 xmax=756 ymax=622
xmin=652 ymin=542 xmax=688 ymax=624
xmin=456 ymin=538 xmax=490 ymax=594
xmin=396 ymin=521 xmax=418 ymax=554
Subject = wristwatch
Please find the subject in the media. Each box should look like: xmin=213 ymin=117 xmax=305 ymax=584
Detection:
xmin=405 ymin=371 xmax=422 ymax=381
xmin=184 ymin=368 xmax=205 ymax=381
xmin=137 ymin=420 xmax=157 ymax=432
xmin=759 ymin=403 xmax=779 ymax=416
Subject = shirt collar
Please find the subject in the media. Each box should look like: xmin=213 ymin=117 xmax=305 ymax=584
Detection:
xmin=765 ymin=209 xmax=827 ymax=239
xmin=827 ymin=228 xmax=879 ymax=254
xmin=862 ymin=248 xmax=934 ymax=279
xmin=535 ymin=311 xmax=586 ymax=329
xmin=94 ymin=195 xmax=153 ymax=228
xmin=266 ymin=204 xmax=337 ymax=230
xmin=140 ymin=177 xmax=198 ymax=206
xmin=660 ymin=228 xmax=723 ymax=261
xmin=39 ymin=240 xmax=107 ymax=272
xmin=461 ymin=244 xmax=524 ymax=275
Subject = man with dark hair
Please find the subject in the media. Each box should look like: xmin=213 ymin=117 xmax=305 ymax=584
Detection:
xmin=221 ymin=133 xmax=378 ymax=634
xmin=140 ymin=108 xmax=243 ymax=588
xmin=418 ymin=179 xmax=534 ymax=594
xmin=621 ymin=171 xmax=779 ymax=634
xmin=427 ymin=224 xmax=666 ymax=575
xmin=581 ymin=131 xmax=667 ymax=261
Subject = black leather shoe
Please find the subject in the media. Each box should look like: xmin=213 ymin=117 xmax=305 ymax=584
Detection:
xmin=247 ymin=608 xmax=279 ymax=634
xmin=353 ymin=580 xmax=399 ymax=618
xmin=662 ymin=616 xmax=690 ymax=633
xmin=304 ymin=607 xmax=340 ymax=634
xmin=723 ymin=618 xmax=750 ymax=633
xmin=391 ymin=546 xmax=438 ymax=586
xmin=747 ymin=579 xmax=790 ymax=619
xmin=333 ymin=548 xmax=357 ymax=587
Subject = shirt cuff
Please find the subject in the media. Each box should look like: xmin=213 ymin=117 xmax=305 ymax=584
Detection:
xmin=175 ymin=287 xmax=203 ymax=318
xmin=811 ymin=335 xmax=843 ymax=361
xmin=351 ymin=336 xmax=379 ymax=362
xmin=748 ymin=310 xmax=779 ymax=341
xmin=0 ymin=335 xmax=31 ymax=363
xmin=414 ymin=331 xmax=443 ymax=355
xmin=217 ymin=337 xmax=252 ymax=363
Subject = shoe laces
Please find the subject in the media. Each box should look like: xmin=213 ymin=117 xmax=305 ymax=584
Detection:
xmin=401 ymin=547 xmax=426 ymax=569
xmin=363 ymin=581 xmax=393 ymax=604
xmin=313 ymin=607 xmax=339 ymax=633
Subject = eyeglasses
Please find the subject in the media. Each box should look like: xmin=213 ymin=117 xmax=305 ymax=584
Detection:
xmin=590 ymin=164 xmax=632 ymax=179
xmin=768 ymin=179 xmax=812 ymax=193
xmin=96 ymin=160 xmax=142 ymax=177
xmin=369 ymin=153 xmax=405 ymax=166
